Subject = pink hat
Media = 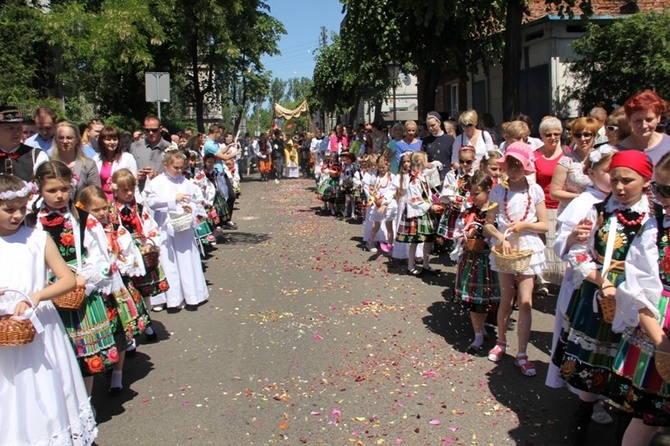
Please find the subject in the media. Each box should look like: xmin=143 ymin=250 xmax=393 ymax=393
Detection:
xmin=497 ymin=142 xmax=536 ymax=174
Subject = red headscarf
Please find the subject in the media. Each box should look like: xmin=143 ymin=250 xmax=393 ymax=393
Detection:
xmin=609 ymin=150 xmax=653 ymax=179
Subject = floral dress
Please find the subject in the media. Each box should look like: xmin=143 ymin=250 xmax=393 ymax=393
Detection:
xmin=101 ymin=220 xmax=151 ymax=343
xmin=556 ymin=155 xmax=592 ymax=215
xmin=608 ymin=206 xmax=670 ymax=426
xmin=35 ymin=206 xmax=119 ymax=375
xmin=551 ymin=195 xmax=652 ymax=394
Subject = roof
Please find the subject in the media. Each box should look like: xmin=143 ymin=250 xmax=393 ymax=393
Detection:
xmin=525 ymin=0 xmax=670 ymax=22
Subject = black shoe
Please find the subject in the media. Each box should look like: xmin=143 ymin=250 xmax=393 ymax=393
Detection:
xmin=125 ymin=347 xmax=137 ymax=358
xmin=145 ymin=331 xmax=158 ymax=343
xmin=108 ymin=386 xmax=123 ymax=397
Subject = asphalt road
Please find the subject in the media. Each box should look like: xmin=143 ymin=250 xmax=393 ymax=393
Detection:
xmin=93 ymin=173 xmax=620 ymax=446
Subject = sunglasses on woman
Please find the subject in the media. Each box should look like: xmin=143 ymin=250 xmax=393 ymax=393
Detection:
xmin=605 ymin=125 xmax=619 ymax=132
xmin=458 ymin=158 xmax=474 ymax=165
xmin=573 ymin=132 xmax=594 ymax=139
xmin=651 ymin=182 xmax=670 ymax=199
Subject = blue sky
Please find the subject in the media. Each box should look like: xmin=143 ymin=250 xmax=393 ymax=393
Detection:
xmin=260 ymin=0 xmax=345 ymax=81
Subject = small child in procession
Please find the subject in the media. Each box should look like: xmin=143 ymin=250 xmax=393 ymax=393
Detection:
xmin=480 ymin=150 xmax=504 ymax=187
xmin=451 ymin=171 xmax=500 ymax=352
xmin=142 ymin=150 xmax=209 ymax=310
xmin=78 ymin=184 xmax=152 ymax=396
xmin=0 ymin=174 xmax=98 ymax=445
xmin=110 ymin=168 xmax=169 ymax=316
xmin=30 ymin=161 xmax=119 ymax=394
xmin=438 ymin=146 xmax=477 ymax=242
xmin=483 ymin=142 xmax=548 ymax=377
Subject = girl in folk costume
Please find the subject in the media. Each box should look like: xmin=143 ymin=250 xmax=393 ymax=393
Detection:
xmin=479 ymin=150 xmax=504 ymax=187
xmin=29 ymin=161 xmax=119 ymax=395
xmin=545 ymin=145 xmax=615 ymax=390
xmin=203 ymin=154 xmax=231 ymax=227
xmin=361 ymin=153 xmax=381 ymax=244
xmin=550 ymin=151 xmax=658 ymax=445
xmin=367 ymin=155 xmax=397 ymax=254
xmin=438 ymin=146 xmax=477 ymax=241
xmin=606 ymin=153 xmax=670 ymax=445
xmin=225 ymin=158 xmax=241 ymax=199
xmin=352 ymin=154 xmax=367 ymax=221
xmin=483 ymin=142 xmax=548 ymax=377
xmin=387 ymin=151 xmax=438 ymax=276
xmin=256 ymin=133 xmax=273 ymax=182
xmin=339 ymin=151 xmax=357 ymax=219
xmin=189 ymin=164 xmax=218 ymax=246
xmin=451 ymin=171 xmax=500 ymax=353
xmin=0 ymin=174 xmax=98 ymax=446
xmin=316 ymin=152 xmax=341 ymax=216
xmin=142 ymin=150 xmax=209 ymax=310
xmin=78 ymin=185 xmax=151 ymax=396
xmin=110 ymin=169 xmax=169 ymax=316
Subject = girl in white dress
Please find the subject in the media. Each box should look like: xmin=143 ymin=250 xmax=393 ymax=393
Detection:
xmin=483 ymin=142 xmax=548 ymax=377
xmin=367 ymin=156 xmax=397 ymax=253
xmin=0 ymin=174 xmax=98 ymax=445
xmin=142 ymin=150 xmax=209 ymax=310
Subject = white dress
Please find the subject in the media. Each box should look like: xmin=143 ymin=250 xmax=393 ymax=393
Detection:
xmin=142 ymin=174 xmax=210 ymax=308
xmin=488 ymin=183 xmax=546 ymax=275
xmin=0 ymin=227 xmax=97 ymax=446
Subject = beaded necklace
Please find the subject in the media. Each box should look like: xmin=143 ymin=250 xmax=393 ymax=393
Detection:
xmin=614 ymin=209 xmax=645 ymax=227
xmin=503 ymin=188 xmax=531 ymax=222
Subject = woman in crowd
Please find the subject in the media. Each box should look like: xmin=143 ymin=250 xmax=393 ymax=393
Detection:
xmin=604 ymin=106 xmax=631 ymax=146
xmin=93 ymin=126 xmax=138 ymax=201
xmin=616 ymin=90 xmax=670 ymax=165
xmin=387 ymin=122 xmax=404 ymax=174
xmin=550 ymin=117 xmax=599 ymax=214
xmin=395 ymin=120 xmax=422 ymax=169
xmin=50 ymin=121 xmax=101 ymax=200
xmin=450 ymin=110 xmax=495 ymax=168
xmin=533 ymin=117 xmax=565 ymax=285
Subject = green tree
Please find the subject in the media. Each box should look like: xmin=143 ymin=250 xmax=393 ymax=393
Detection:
xmin=568 ymin=11 xmax=670 ymax=111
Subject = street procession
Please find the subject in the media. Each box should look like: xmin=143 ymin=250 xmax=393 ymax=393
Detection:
xmin=4 ymin=1 xmax=670 ymax=445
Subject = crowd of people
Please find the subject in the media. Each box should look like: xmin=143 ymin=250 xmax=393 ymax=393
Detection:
xmin=310 ymin=90 xmax=670 ymax=446
xmin=0 ymin=108 xmax=253 ymax=445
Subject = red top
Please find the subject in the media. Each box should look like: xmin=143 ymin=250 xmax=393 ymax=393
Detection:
xmin=534 ymin=153 xmax=563 ymax=210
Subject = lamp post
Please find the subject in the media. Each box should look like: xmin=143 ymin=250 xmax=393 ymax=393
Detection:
xmin=387 ymin=61 xmax=401 ymax=123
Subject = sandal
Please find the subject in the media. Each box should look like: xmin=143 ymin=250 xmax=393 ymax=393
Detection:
xmin=407 ymin=268 xmax=422 ymax=276
xmin=467 ymin=341 xmax=483 ymax=353
xmin=514 ymin=354 xmax=537 ymax=377
xmin=422 ymin=266 xmax=438 ymax=274
xmin=487 ymin=341 xmax=506 ymax=362
xmin=366 ymin=241 xmax=378 ymax=253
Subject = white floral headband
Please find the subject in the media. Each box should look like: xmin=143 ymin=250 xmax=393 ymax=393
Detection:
xmin=0 ymin=181 xmax=36 ymax=201
xmin=589 ymin=145 xmax=613 ymax=164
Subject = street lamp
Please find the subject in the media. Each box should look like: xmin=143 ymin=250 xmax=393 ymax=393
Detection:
xmin=387 ymin=61 xmax=401 ymax=123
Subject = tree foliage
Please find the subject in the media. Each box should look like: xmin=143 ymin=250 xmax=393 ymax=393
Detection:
xmin=0 ymin=0 xmax=285 ymax=130
xmin=569 ymin=11 xmax=670 ymax=111
xmin=312 ymin=0 xmax=593 ymax=122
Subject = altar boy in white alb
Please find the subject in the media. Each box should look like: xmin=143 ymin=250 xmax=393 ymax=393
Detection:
xmin=142 ymin=150 xmax=209 ymax=310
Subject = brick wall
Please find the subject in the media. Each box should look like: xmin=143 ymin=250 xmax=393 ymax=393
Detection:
xmin=526 ymin=0 xmax=670 ymax=21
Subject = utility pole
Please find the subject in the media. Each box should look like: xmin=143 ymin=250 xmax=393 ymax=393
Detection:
xmin=320 ymin=26 xmax=328 ymax=48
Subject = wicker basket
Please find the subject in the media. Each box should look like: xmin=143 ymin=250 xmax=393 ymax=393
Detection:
xmin=598 ymin=264 xmax=617 ymax=324
xmin=170 ymin=212 xmax=193 ymax=232
xmin=52 ymin=284 xmax=86 ymax=311
xmin=655 ymin=349 xmax=670 ymax=383
xmin=141 ymin=239 xmax=160 ymax=272
xmin=463 ymin=222 xmax=487 ymax=252
xmin=492 ymin=229 xmax=533 ymax=273
xmin=0 ymin=289 xmax=36 ymax=346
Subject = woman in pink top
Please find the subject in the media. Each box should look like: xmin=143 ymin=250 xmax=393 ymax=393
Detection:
xmin=93 ymin=126 xmax=138 ymax=200
xmin=329 ymin=124 xmax=349 ymax=154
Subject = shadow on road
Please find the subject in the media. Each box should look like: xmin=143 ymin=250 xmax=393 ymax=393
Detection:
xmin=218 ymin=231 xmax=271 ymax=246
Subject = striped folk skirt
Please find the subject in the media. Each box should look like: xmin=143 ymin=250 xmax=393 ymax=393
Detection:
xmin=608 ymin=290 xmax=670 ymax=426
xmin=396 ymin=208 xmax=436 ymax=244
xmin=454 ymin=249 xmax=500 ymax=314
xmin=551 ymin=267 xmax=624 ymax=394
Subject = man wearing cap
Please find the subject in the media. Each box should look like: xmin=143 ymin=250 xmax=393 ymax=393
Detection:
xmin=24 ymin=107 xmax=56 ymax=152
xmin=0 ymin=106 xmax=49 ymax=181
xmin=129 ymin=115 xmax=170 ymax=191
xmin=422 ymin=111 xmax=455 ymax=181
